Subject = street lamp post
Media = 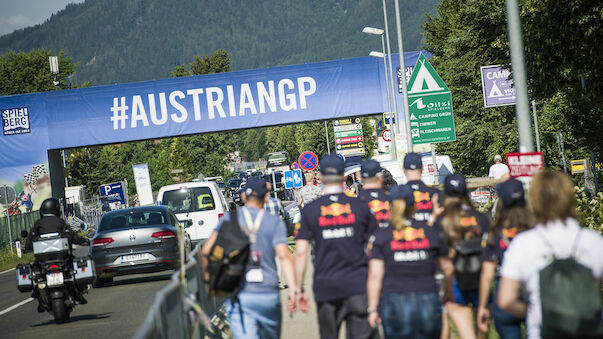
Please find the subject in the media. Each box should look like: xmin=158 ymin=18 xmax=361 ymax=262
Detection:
xmin=393 ymin=0 xmax=413 ymax=153
xmin=363 ymin=27 xmax=398 ymax=160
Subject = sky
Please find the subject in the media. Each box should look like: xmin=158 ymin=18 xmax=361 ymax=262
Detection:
xmin=0 ymin=0 xmax=85 ymax=36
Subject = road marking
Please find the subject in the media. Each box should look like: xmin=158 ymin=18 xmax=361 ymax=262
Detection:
xmin=0 ymin=298 xmax=33 ymax=316
xmin=0 ymin=267 xmax=15 ymax=275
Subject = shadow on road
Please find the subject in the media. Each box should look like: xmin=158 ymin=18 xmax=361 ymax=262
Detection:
xmin=31 ymin=312 xmax=111 ymax=327
xmin=103 ymin=273 xmax=172 ymax=288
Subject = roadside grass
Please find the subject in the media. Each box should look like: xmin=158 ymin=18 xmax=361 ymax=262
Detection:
xmin=0 ymin=244 xmax=34 ymax=272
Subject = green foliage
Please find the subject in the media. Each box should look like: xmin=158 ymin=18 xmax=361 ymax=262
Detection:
xmin=168 ymin=138 xmax=193 ymax=182
xmin=0 ymin=0 xmax=437 ymax=86
xmin=575 ymin=188 xmax=603 ymax=234
xmin=0 ymin=48 xmax=87 ymax=95
xmin=423 ymin=0 xmax=601 ymax=177
xmin=0 ymin=245 xmax=34 ymax=272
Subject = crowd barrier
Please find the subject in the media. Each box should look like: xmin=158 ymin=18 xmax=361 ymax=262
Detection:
xmin=134 ymin=243 xmax=228 ymax=339
xmin=0 ymin=211 xmax=38 ymax=246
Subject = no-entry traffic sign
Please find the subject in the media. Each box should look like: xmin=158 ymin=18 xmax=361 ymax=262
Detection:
xmin=381 ymin=129 xmax=391 ymax=142
xmin=298 ymin=151 xmax=318 ymax=171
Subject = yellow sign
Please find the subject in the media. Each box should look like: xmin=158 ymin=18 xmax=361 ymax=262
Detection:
xmin=571 ymin=159 xmax=586 ymax=174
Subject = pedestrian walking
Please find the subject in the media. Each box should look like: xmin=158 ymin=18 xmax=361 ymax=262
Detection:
xmin=477 ymin=178 xmax=531 ymax=338
xmin=403 ymin=152 xmax=442 ymax=226
xmin=497 ymin=170 xmax=603 ymax=339
xmin=201 ymin=177 xmax=297 ymax=339
xmin=367 ymin=184 xmax=454 ymax=338
xmin=358 ymin=159 xmax=390 ymax=228
xmin=296 ymin=171 xmax=322 ymax=209
xmin=435 ymin=174 xmax=490 ymax=339
xmin=294 ymin=154 xmax=378 ymax=339
xmin=488 ymin=155 xmax=509 ymax=180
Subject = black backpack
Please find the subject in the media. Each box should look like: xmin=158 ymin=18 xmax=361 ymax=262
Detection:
xmin=454 ymin=237 xmax=482 ymax=291
xmin=206 ymin=210 xmax=250 ymax=296
xmin=539 ymin=230 xmax=603 ymax=339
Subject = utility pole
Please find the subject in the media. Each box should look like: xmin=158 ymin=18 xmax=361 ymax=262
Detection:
xmin=505 ymin=0 xmax=534 ymax=152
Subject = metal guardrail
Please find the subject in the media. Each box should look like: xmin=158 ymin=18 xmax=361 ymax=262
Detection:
xmin=134 ymin=243 xmax=227 ymax=339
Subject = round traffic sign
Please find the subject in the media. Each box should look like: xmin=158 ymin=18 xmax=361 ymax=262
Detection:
xmin=0 ymin=185 xmax=16 ymax=205
xmin=291 ymin=162 xmax=299 ymax=170
xmin=298 ymin=151 xmax=318 ymax=171
xmin=381 ymin=129 xmax=392 ymax=142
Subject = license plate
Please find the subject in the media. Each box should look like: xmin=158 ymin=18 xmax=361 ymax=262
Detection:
xmin=46 ymin=272 xmax=64 ymax=287
xmin=120 ymin=253 xmax=150 ymax=262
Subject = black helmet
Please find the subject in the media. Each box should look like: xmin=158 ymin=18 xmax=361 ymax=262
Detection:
xmin=40 ymin=198 xmax=61 ymax=217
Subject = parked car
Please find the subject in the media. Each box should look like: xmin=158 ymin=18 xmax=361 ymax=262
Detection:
xmin=89 ymin=206 xmax=191 ymax=287
xmin=156 ymin=181 xmax=229 ymax=244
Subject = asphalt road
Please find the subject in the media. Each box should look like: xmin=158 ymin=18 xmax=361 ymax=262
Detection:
xmin=0 ymin=245 xmax=173 ymax=339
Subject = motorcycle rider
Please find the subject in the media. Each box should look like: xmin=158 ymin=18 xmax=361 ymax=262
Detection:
xmin=24 ymin=198 xmax=90 ymax=311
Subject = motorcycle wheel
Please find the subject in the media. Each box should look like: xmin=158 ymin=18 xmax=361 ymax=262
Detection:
xmin=52 ymin=298 xmax=68 ymax=324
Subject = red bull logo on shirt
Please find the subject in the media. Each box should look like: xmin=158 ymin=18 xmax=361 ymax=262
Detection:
xmin=368 ymin=199 xmax=391 ymax=223
xmin=319 ymin=203 xmax=356 ymax=227
xmin=413 ymin=191 xmax=433 ymax=211
xmin=390 ymin=227 xmax=430 ymax=251
xmin=459 ymin=216 xmax=478 ymax=227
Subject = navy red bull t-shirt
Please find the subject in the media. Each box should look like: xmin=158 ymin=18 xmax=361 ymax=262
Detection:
xmin=296 ymin=193 xmax=377 ymax=302
xmin=434 ymin=206 xmax=490 ymax=242
xmin=407 ymin=180 xmax=441 ymax=225
xmin=367 ymin=221 xmax=448 ymax=295
xmin=358 ymin=188 xmax=390 ymax=228
xmin=482 ymin=225 xmax=519 ymax=266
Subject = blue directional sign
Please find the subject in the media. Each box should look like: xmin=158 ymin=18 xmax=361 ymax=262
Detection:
xmin=99 ymin=182 xmax=126 ymax=205
xmin=284 ymin=169 xmax=303 ymax=189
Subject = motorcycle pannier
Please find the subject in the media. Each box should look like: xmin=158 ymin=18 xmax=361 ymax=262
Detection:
xmin=73 ymin=257 xmax=95 ymax=284
xmin=33 ymin=236 xmax=70 ymax=261
xmin=16 ymin=263 xmax=33 ymax=292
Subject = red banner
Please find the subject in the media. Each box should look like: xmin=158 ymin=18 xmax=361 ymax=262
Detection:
xmin=505 ymin=152 xmax=544 ymax=177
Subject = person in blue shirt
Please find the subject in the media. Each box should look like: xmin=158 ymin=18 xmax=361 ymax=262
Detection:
xmin=201 ymin=177 xmax=297 ymax=339
xmin=367 ymin=184 xmax=454 ymax=338
xmin=19 ymin=191 xmax=34 ymax=213
xmin=477 ymin=178 xmax=530 ymax=339
xmin=358 ymin=159 xmax=390 ymax=229
xmin=294 ymin=154 xmax=378 ymax=339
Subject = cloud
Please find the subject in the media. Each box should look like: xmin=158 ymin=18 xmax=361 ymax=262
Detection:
xmin=0 ymin=14 xmax=37 ymax=35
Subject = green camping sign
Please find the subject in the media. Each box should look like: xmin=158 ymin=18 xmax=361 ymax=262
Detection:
xmin=407 ymin=53 xmax=456 ymax=144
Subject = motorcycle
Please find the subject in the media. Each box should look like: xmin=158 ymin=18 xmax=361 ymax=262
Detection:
xmin=17 ymin=230 xmax=95 ymax=324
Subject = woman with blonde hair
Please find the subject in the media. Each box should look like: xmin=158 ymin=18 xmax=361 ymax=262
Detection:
xmin=367 ymin=184 xmax=454 ymax=338
xmin=498 ymin=170 xmax=603 ymax=339
xmin=436 ymin=174 xmax=490 ymax=339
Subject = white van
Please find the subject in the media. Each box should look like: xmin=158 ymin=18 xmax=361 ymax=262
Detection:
xmin=156 ymin=181 xmax=229 ymax=244
xmin=375 ymin=154 xmax=455 ymax=185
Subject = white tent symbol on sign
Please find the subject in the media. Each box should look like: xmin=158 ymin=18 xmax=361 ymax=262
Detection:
xmin=488 ymin=80 xmax=504 ymax=98
xmin=409 ymin=59 xmax=444 ymax=94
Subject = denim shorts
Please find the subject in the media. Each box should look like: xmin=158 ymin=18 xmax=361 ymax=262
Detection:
xmin=378 ymin=292 xmax=442 ymax=339
xmin=452 ymin=279 xmax=480 ymax=307
xmin=225 ymin=291 xmax=281 ymax=339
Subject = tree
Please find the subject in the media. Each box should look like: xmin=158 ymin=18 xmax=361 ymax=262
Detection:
xmin=168 ymin=138 xmax=193 ymax=182
xmin=422 ymin=0 xmax=598 ymax=176
xmin=0 ymin=48 xmax=87 ymax=95
xmin=171 ymin=49 xmax=231 ymax=77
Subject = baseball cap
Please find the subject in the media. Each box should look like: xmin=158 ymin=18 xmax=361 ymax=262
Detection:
xmin=320 ymin=154 xmax=345 ymax=175
xmin=444 ymin=173 xmax=467 ymax=197
xmin=243 ymin=177 xmax=268 ymax=197
xmin=403 ymin=152 xmax=423 ymax=170
xmin=361 ymin=159 xmax=382 ymax=178
xmin=496 ymin=178 xmax=525 ymax=207
xmin=388 ymin=184 xmax=415 ymax=206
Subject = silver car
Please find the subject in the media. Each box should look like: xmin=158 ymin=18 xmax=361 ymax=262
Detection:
xmin=89 ymin=206 xmax=191 ymax=287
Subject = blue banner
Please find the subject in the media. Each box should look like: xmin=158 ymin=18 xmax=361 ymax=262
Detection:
xmin=0 ymin=52 xmax=422 ymax=196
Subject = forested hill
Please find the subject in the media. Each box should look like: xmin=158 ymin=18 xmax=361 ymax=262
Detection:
xmin=0 ymin=0 xmax=437 ymax=86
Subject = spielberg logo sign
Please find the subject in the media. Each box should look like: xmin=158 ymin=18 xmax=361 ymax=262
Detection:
xmin=2 ymin=107 xmax=31 ymax=135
